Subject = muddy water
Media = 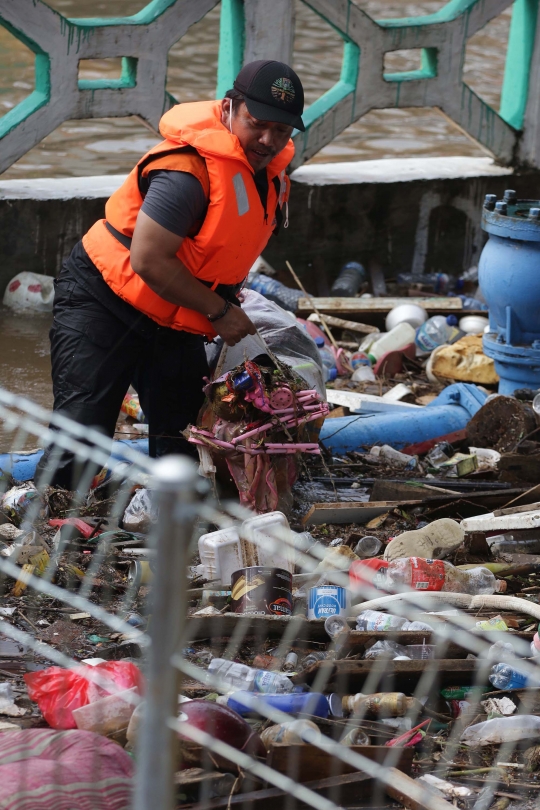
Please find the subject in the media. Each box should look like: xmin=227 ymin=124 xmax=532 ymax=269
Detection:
xmin=0 ymin=1 xmax=511 ymax=443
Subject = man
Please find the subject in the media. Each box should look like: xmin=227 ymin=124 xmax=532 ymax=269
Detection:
xmin=35 ymin=60 xmax=305 ymax=489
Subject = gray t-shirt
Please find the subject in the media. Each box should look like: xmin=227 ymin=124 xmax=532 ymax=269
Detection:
xmin=140 ymin=169 xmax=207 ymax=237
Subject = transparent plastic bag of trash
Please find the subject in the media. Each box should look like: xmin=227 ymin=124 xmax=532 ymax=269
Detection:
xmin=364 ymin=640 xmax=410 ymax=660
xmin=205 ymin=290 xmax=325 ymax=398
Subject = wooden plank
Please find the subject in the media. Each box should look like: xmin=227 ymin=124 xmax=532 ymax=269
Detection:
xmin=186 ymin=613 xmax=331 ymax=643
xmin=385 ymin=768 xmax=457 ymax=810
xmin=493 ymin=500 xmax=540 ymax=517
xmin=292 ymin=658 xmax=479 ymax=691
xmin=297 ymin=296 xmax=464 ymax=314
xmin=307 ymin=312 xmax=379 ymax=334
xmin=370 ymin=480 xmax=461 ymax=502
xmin=184 ymin=770 xmax=373 ymax=810
xmin=302 ymin=500 xmax=423 ymax=526
xmin=267 ymin=743 xmax=413 ymax=782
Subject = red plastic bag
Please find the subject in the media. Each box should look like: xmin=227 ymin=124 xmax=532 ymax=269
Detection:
xmin=24 ymin=661 xmax=143 ymax=729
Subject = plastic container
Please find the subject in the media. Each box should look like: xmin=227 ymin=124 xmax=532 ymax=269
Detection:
xmin=368 ymin=323 xmax=416 ymax=362
xmin=351 ymin=365 xmax=376 ymax=383
xmin=353 ymin=536 xmax=383 ymax=558
xmin=387 ymin=557 xmax=506 ymax=595
xmin=406 ymin=644 xmax=436 ymax=660
xmin=461 ymin=715 xmax=540 ymax=746
xmin=72 ymin=687 xmax=140 ymax=735
xmin=207 ymin=658 xmax=293 ymax=694
xmin=249 ymin=273 xmax=303 ymax=312
xmin=459 ymin=315 xmax=490 ymax=334
xmin=324 ymin=615 xmax=350 ymax=640
xmin=385 ymin=304 xmax=427 ymax=332
xmin=260 ymin=719 xmax=320 ymax=749
xmin=340 ymin=728 xmax=371 ymax=746
xmin=221 ymin=690 xmax=330 ymax=718
xmin=488 ymin=534 xmax=540 ymax=555
xmin=331 ymin=261 xmax=366 ymax=296
xmin=198 ymin=511 xmax=295 ymax=585
xmin=3 ymin=271 xmax=54 ymax=312
xmin=342 ymin=692 xmax=407 ymax=717
xmin=489 ymin=663 xmax=530 ymax=690
xmin=415 ymin=316 xmax=460 ymax=353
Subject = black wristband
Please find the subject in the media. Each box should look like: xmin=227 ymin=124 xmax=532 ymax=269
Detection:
xmin=207 ymin=299 xmax=232 ymax=323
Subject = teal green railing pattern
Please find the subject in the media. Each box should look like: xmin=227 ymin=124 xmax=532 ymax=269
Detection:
xmin=0 ymin=0 xmax=538 ymax=173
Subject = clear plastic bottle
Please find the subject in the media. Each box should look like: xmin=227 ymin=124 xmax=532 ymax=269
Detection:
xmin=356 ymin=610 xmax=407 ymax=631
xmin=489 ymin=534 xmax=540 ymax=555
xmin=397 ymin=272 xmax=451 ymax=294
xmin=461 ymin=715 xmax=540 ymax=746
xmin=314 ymin=337 xmax=338 ymax=382
xmin=207 ymin=658 xmax=293 ymax=693
xmin=325 ymin=615 xmax=350 ymax=640
xmin=249 ymin=273 xmax=302 ymax=312
xmin=489 ymin=664 xmax=529 ymax=690
xmin=353 ymin=536 xmax=383 ymax=558
xmin=331 ymin=262 xmax=367 ymax=296
xmin=387 ymin=557 xmax=506 ymax=595
xmin=415 ymin=315 xmax=458 ymax=353
xmin=350 ymin=350 xmax=371 ymax=370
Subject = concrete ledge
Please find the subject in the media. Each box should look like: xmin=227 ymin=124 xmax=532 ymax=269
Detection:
xmin=291 ymin=157 xmax=514 ymax=186
xmin=0 ymin=174 xmax=127 ymax=201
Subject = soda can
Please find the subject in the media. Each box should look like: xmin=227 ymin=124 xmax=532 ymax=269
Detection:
xmin=307 ymin=585 xmax=348 ymax=620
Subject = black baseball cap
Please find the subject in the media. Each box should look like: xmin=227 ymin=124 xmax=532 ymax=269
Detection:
xmin=233 ymin=60 xmax=305 ymax=132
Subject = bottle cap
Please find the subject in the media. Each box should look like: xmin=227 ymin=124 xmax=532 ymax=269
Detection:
xmin=314 ymin=336 xmax=325 ymax=347
xmin=328 ymin=367 xmax=338 ymax=381
xmin=367 ymin=354 xmax=376 ymax=365
xmin=327 ymin=693 xmax=344 ymax=718
xmin=495 ymin=579 xmax=507 ymax=593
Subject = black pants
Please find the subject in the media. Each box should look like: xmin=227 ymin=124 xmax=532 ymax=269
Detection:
xmin=35 ymin=265 xmax=209 ymax=490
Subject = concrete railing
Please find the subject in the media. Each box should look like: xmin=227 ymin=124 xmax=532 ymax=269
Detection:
xmin=0 ymin=0 xmax=539 ymax=173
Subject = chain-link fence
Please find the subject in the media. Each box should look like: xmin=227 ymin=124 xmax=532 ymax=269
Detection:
xmin=0 ymin=385 xmax=539 ymax=810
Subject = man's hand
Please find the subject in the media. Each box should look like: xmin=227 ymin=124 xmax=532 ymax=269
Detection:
xmin=213 ymin=303 xmax=257 ymax=347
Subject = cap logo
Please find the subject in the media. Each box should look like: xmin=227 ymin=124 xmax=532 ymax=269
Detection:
xmin=271 ymin=77 xmax=295 ymax=105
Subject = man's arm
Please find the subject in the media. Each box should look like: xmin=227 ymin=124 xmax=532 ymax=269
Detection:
xmin=130 ymin=209 xmax=256 ymax=346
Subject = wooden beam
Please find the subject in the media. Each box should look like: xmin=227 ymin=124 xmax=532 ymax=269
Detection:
xmin=297 ymin=297 xmax=464 ymax=315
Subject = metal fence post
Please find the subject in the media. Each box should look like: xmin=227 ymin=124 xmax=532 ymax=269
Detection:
xmin=133 ymin=455 xmax=199 ymax=810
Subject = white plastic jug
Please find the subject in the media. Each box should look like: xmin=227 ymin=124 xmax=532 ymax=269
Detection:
xmin=368 ymin=323 xmax=416 ymax=361
xmin=198 ymin=511 xmax=295 ymax=585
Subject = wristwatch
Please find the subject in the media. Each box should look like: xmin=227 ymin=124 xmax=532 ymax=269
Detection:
xmin=207 ymin=299 xmax=232 ymax=323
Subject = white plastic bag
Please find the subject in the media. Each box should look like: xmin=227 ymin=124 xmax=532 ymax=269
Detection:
xmin=122 ymin=488 xmax=157 ymax=533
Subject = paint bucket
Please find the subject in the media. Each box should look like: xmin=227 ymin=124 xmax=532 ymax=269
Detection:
xmin=307 ymin=585 xmax=348 ymax=620
xmin=230 ymin=566 xmax=292 ymax=616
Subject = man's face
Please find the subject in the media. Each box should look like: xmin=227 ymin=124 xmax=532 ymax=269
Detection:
xmin=221 ymin=99 xmax=293 ymax=172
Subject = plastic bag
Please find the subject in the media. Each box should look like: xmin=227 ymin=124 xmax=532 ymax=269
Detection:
xmin=364 ymin=640 xmax=411 ymax=660
xmin=205 ymin=290 xmax=325 ymax=398
xmin=122 ymin=488 xmax=157 ymax=533
xmin=24 ymin=661 xmax=143 ymax=730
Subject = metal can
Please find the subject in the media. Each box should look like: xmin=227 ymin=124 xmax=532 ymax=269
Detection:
xmin=307 ymin=585 xmax=348 ymax=620
xmin=230 ymin=566 xmax=292 ymax=616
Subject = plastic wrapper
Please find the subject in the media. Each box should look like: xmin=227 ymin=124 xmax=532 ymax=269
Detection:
xmin=122 ymin=488 xmax=157 ymax=533
xmin=205 ymin=290 xmax=325 ymax=398
xmin=24 ymin=661 xmax=143 ymax=730
xmin=364 ymin=640 xmax=411 ymax=660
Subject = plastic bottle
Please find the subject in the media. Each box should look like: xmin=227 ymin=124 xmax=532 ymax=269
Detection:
xmin=368 ymin=323 xmax=416 ymax=362
xmin=249 ymin=273 xmax=303 ymax=312
xmin=387 ymin=557 xmax=506 ymax=595
xmin=461 ymin=715 xmax=540 ymax=746
xmin=397 ymin=272 xmax=451 ymax=294
xmin=331 ymin=261 xmax=366 ymax=296
xmin=302 ymin=651 xmax=327 ymax=669
xmin=207 ymin=658 xmax=293 ymax=693
xmin=356 ymin=610 xmax=408 ymax=632
xmin=456 ymin=294 xmax=488 ymax=311
xmin=324 ymin=615 xmax=350 ymax=640
xmin=314 ymin=337 xmax=338 ymax=382
xmin=489 ymin=663 xmax=530 ymax=690
xmin=342 ymin=692 xmax=407 ymax=717
xmin=488 ymin=534 xmax=540 ymax=555
xmin=353 ymin=536 xmax=382 ymax=558
xmin=340 ymin=728 xmax=371 ymax=746
xmin=220 ymin=690 xmax=330 ymax=718
xmin=415 ymin=315 xmax=460 ymax=353
xmin=351 ymin=365 xmax=376 ymax=382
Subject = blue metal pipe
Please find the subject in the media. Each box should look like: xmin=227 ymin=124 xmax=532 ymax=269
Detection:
xmin=0 ymin=438 xmax=149 ymax=482
xmin=320 ymin=384 xmax=486 ymax=455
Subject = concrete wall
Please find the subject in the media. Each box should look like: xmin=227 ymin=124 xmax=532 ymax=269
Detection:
xmin=0 ymin=158 xmax=537 ymax=297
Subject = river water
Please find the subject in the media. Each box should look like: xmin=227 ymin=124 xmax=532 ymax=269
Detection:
xmin=0 ymin=0 xmax=511 ymax=446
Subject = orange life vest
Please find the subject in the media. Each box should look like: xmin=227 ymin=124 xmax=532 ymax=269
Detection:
xmin=83 ymin=99 xmax=293 ymax=337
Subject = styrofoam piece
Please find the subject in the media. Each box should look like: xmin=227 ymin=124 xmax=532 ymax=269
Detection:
xmin=198 ymin=511 xmax=295 ymax=586
xmin=3 ymin=272 xmax=54 ymax=312
xmin=326 ymin=389 xmax=420 ymax=414
xmin=461 ymin=510 xmax=540 ymax=533
xmin=381 ymin=384 xmax=414 ymax=403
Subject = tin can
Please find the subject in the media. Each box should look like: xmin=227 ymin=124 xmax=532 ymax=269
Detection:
xmin=230 ymin=566 xmax=292 ymax=616
xmin=307 ymin=585 xmax=348 ymax=620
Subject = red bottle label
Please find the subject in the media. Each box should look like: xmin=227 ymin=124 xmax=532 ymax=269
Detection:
xmin=409 ymin=558 xmax=445 ymax=591
xmin=350 ymin=559 xmax=389 ymax=591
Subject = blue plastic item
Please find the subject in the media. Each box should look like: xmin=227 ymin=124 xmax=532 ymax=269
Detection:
xmin=320 ymin=383 xmax=486 ymax=455
xmin=249 ymin=273 xmax=303 ymax=312
xmin=489 ymin=663 xmax=529 ymax=690
xmin=480 ymin=192 xmax=540 ymax=394
xmin=331 ymin=262 xmax=366 ymax=296
xmin=224 ymin=690 xmax=330 ymax=718
xmin=0 ymin=438 xmax=149 ymax=482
